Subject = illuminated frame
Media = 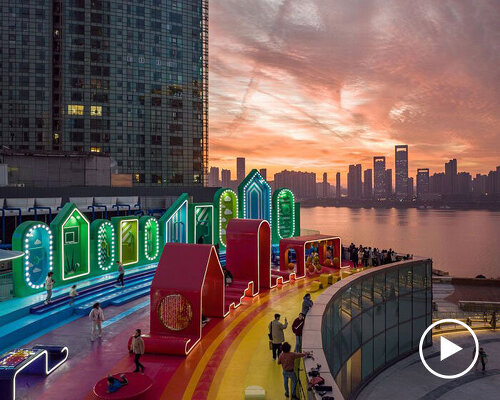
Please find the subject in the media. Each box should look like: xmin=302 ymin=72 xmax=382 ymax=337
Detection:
xmin=119 ymin=219 xmax=139 ymax=266
xmin=275 ymin=189 xmax=295 ymax=240
xmin=61 ymin=208 xmax=90 ymax=281
xmin=239 ymin=170 xmax=272 ymax=229
xmin=165 ymin=199 xmax=189 ymax=244
xmin=97 ymin=221 xmax=116 ymax=271
xmin=303 ymin=236 xmax=343 ymax=275
xmin=23 ymin=224 xmax=53 ymax=289
xmin=217 ymin=189 xmax=238 ymax=247
xmin=143 ymin=217 xmax=160 ymax=261
xmin=194 ymin=205 xmax=214 ymax=245
xmin=8 ymin=347 xmax=68 ymax=400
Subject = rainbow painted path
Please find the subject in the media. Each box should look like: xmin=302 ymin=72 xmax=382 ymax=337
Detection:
xmin=15 ymin=277 xmax=325 ymax=400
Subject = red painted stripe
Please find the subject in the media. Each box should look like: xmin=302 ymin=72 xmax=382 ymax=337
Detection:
xmin=189 ymin=281 xmax=311 ymax=399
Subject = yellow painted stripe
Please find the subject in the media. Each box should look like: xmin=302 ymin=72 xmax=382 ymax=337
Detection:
xmin=208 ymin=285 xmax=325 ymax=399
xmin=177 ymin=281 xmax=312 ymax=400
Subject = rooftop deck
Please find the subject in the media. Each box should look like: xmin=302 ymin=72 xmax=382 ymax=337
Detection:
xmin=13 ymin=275 xmax=329 ymax=400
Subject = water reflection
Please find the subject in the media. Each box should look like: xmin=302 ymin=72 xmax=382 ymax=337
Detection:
xmin=301 ymin=207 xmax=500 ymax=278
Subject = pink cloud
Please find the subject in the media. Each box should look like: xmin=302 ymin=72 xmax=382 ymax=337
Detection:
xmin=209 ymin=0 xmax=500 ymax=182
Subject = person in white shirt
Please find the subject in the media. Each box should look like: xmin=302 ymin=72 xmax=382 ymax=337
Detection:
xmin=44 ymin=272 xmax=55 ymax=304
xmin=69 ymin=285 xmax=78 ymax=306
xmin=89 ymin=302 xmax=105 ymax=341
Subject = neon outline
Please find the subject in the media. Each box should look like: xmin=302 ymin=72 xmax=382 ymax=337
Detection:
xmin=96 ymin=221 xmax=116 ymax=271
xmin=119 ymin=219 xmax=139 ymax=266
xmin=23 ymin=224 xmax=53 ymax=289
xmin=60 ymin=208 xmax=90 ymax=281
xmin=194 ymin=204 xmax=214 ymax=245
xmin=143 ymin=217 xmax=160 ymax=261
xmin=164 ymin=199 xmax=189 ymax=244
xmin=240 ymin=170 xmax=272 ymax=229
xmin=217 ymin=189 xmax=238 ymax=247
xmin=9 ymin=347 xmax=68 ymax=400
xmin=275 ymin=189 xmax=295 ymax=240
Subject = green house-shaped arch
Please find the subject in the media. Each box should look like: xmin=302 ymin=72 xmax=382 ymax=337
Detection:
xmin=238 ymin=169 xmax=272 ymax=228
xmin=90 ymin=219 xmax=116 ymax=273
xmin=140 ymin=215 xmax=160 ymax=262
xmin=50 ymin=203 xmax=90 ymax=282
xmin=111 ymin=215 xmax=140 ymax=267
xmin=214 ymin=188 xmax=238 ymax=249
xmin=160 ymin=193 xmax=189 ymax=244
xmin=272 ymin=188 xmax=296 ymax=242
xmin=12 ymin=221 xmax=54 ymax=297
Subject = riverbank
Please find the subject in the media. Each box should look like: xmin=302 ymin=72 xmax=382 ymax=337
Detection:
xmin=300 ymin=198 xmax=500 ymax=211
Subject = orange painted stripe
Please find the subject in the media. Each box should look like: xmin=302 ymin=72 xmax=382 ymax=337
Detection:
xmin=177 ymin=280 xmax=312 ymax=400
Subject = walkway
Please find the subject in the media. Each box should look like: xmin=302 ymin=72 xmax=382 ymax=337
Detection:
xmin=357 ymin=330 xmax=500 ymax=400
xmin=14 ymin=277 xmax=324 ymax=399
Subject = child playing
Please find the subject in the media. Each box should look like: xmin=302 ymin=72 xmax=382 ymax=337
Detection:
xmin=69 ymin=285 xmax=78 ymax=306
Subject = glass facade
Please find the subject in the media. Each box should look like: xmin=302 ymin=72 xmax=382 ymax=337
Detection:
xmin=322 ymin=260 xmax=432 ymax=399
xmin=0 ymin=0 xmax=208 ymax=186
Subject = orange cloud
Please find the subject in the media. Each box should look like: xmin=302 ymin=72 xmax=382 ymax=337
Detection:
xmin=209 ymin=0 xmax=500 ymax=182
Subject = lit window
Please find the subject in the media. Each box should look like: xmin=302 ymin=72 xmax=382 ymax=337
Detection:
xmin=67 ymin=105 xmax=84 ymax=115
xmin=90 ymin=146 xmax=102 ymax=153
xmin=90 ymin=105 xmax=102 ymax=116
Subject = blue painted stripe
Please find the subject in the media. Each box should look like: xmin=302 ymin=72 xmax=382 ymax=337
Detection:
xmin=102 ymin=300 xmax=150 ymax=328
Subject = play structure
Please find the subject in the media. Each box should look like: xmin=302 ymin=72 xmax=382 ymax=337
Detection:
xmin=10 ymin=170 xmax=300 ymax=298
xmin=130 ymin=218 xmax=274 ymax=356
xmin=0 ymin=345 xmax=68 ymax=400
xmin=128 ymin=222 xmax=346 ymax=357
xmin=279 ymin=235 xmax=342 ymax=279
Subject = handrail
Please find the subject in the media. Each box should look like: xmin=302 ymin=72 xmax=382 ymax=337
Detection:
xmin=88 ymin=204 xmax=108 ymax=220
xmin=147 ymin=208 xmax=165 ymax=216
xmin=28 ymin=206 xmax=53 ymax=222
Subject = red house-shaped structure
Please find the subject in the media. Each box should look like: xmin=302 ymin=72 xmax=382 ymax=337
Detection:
xmin=133 ymin=243 xmax=225 ymax=355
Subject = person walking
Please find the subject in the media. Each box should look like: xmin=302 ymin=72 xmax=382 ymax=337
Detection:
xmin=116 ymin=262 xmax=125 ymax=287
xmin=69 ymin=284 xmax=78 ymax=306
xmin=131 ymin=329 xmax=145 ymax=372
xmin=44 ymin=272 xmax=55 ymax=304
xmin=490 ymin=311 xmax=497 ymax=330
xmin=89 ymin=302 xmax=105 ymax=341
xmin=269 ymin=313 xmax=288 ymax=360
xmin=478 ymin=347 xmax=488 ymax=371
xmin=292 ymin=313 xmax=305 ymax=352
xmin=277 ymin=342 xmax=309 ymax=399
xmin=301 ymin=293 xmax=314 ymax=315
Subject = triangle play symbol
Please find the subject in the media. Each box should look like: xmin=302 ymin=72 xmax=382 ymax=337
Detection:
xmin=440 ymin=337 xmax=462 ymax=361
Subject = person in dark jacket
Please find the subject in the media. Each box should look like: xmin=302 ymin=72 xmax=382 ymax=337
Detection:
xmin=292 ymin=313 xmax=305 ymax=352
xmin=301 ymin=293 xmax=314 ymax=315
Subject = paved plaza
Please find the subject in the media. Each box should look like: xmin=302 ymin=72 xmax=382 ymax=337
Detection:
xmin=358 ymin=330 xmax=500 ymax=400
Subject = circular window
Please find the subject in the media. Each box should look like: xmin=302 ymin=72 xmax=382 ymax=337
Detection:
xmin=157 ymin=294 xmax=193 ymax=331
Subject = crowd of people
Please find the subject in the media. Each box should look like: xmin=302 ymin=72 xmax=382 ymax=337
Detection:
xmin=343 ymin=242 xmax=413 ymax=268
xmin=268 ymin=293 xmax=314 ymax=399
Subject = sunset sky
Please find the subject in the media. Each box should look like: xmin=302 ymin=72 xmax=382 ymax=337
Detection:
xmin=208 ymin=0 xmax=500 ymax=183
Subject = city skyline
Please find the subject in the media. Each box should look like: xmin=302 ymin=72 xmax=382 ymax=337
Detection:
xmin=209 ymin=150 xmax=500 ymax=187
xmin=208 ymin=1 xmax=500 ymax=178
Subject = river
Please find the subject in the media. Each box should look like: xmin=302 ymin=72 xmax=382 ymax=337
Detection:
xmin=300 ymin=207 xmax=500 ymax=278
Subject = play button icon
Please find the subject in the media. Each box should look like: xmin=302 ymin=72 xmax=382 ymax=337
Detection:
xmin=419 ymin=318 xmax=479 ymax=379
xmin=440 ymin=337 xmax=462 ymax=361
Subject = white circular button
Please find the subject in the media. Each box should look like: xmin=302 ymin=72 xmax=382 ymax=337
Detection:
xmin=419 ymin=318 xmax=479 ymax=379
